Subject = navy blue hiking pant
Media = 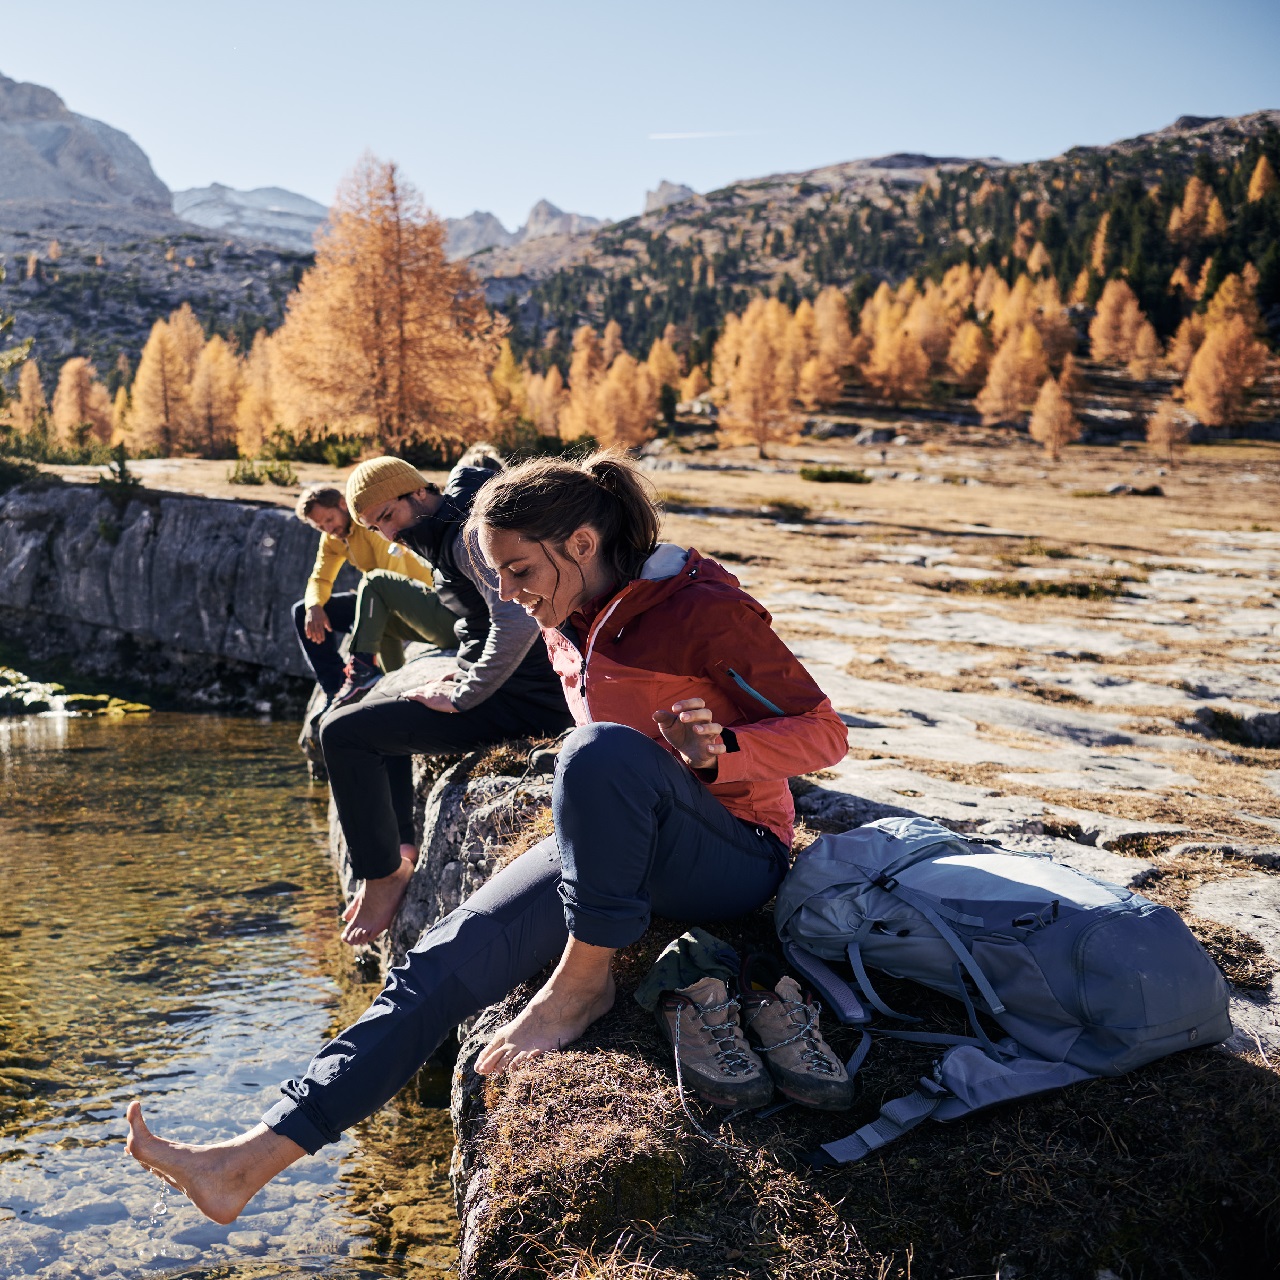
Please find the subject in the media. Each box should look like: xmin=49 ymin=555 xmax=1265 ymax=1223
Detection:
xmin=263 ymin=722 xmax=789 ymax=1152
xmin=292 ymin=593 xmax=358 ymax=699
xmin=321 ymin=682 xmax=573 ymax=880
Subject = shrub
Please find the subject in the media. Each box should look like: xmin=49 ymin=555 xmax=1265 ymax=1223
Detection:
xmin=228 ymin=458 xmax=265 ymax=485
xmin=800 ymin=466 xmax=872 ymax=484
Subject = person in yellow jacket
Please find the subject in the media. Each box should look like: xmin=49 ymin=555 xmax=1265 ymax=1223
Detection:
xmin=292 ymin=485 xmax=458 ymax=708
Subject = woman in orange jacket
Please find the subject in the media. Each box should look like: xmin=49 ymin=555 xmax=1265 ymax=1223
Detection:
xmin=125 ymin=452 xmax=849 ymax=1223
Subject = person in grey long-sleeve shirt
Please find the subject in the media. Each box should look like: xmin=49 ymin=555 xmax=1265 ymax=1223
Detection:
xmin=319 ymin=456 xmax=572 ymax=946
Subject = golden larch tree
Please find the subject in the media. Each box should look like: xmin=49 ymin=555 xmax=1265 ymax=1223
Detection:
xmin=1126 ymin=321 xmax=1162 ymax=381
xmin=680 ymin=366 xmax=711 ymax=402
xmin=601 ymin=320 xmax=624 ymax=367
xmin=947 ymin=321 xmax=990 ymax=392
xmin=50 ymin=358 xmax=112 ymax=446
xmin=524 ymin=365 xmax=565 ymax=438
xmin=1247 ymin=154 xmax=1278 ymax=203
xmin=596 ymin=352 xmax=657 ymax=448
xmin=111 ymin=386 xmax=129 ymax=444
xmin=559 ymin=325 xmax=607 ymax=442
xmin=1027 ymin=375 xmax=1080 ymax=461
xmin=271 ymin=154 xmax=495 ymax=451
xmin=976 ymin=326 xmax=1046 ymax=424
xmin=1145 ymin=399 xmax=1191 ymax=466
xmin=185 ymin=335 xmax=242 ymax=456
xmin=814 ymin=286 xmax=855 ymax=370
xmin=1058 ymin=351 xmax=1085 ymax=405
xmin=1183 ymin=315 xmax=1270 ymax=427
xmin=1168 ymin=176 xmax=1212 ymax=243
xmin=1089 ymin=279 xmax=1146 ymax=363
xmin=1025 ymin=242 xmax=1052 ymax=275
xmin=129 ymin=317 xmax=188 ymax=455
xmin=1167 ymin=315 xmax=1206 ymax=375
xmin=235 ymin=330 xmax=279 ymax=458
xmin=11 ymin=359 xmax=49 ymax=437
xmin=798 ymin=355 xmax=842 ymax=410
xmin=1204 ymin=196 xmax=1228 ymax=239
xmin=1090 ymin=213 xmax=1111 ymax=274
xmin=1205 ymin=272 xmax=1262 ymax=332
xmin=645 ymin=335 xmax=682 ymax=394
xmin=489 ymin=339 xmax=528 ymax=436
xmin=715 ymin=307 xmax=796 ymax=459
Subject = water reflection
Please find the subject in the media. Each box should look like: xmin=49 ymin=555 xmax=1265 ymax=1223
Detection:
xmin=0 ymin=713 xmax=456 ymax=1278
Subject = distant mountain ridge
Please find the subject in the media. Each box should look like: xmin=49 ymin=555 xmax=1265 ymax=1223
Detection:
xmin=172 ymin=184 xmax=329 ymax=253
xmin=0 ymin=70 xmax=170 ymax=221
xmin=443 ymin=199 xmax=606 ymax=260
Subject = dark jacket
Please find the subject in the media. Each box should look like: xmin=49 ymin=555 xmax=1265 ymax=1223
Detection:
xmin=398 ymin=465 xmax=564 ymax=712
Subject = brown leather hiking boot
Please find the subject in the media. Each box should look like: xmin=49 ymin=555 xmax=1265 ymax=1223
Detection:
xmin=742 ymin=975 xmax=853 ymax=1111
xmin=656 ymin=976 xmax=774 ymax=1109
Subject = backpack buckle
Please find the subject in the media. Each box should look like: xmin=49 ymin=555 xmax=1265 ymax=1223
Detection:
xmin=873 ymin=873 xmax=898 ymax=892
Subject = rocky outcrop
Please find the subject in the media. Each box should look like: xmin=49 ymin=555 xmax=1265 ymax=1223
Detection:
xmin=173 ymin=183 xmax=328 ymax=253
xmin=0 ymin=71 xmax=171 ymax=218
xmin=643 ymin=180 xmax=695 ymax=214
xmin=0 ymin=478 xmax=345 ymax=712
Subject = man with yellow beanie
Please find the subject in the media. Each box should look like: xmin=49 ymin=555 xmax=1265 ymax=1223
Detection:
xmin=323 ymin=450 xmax=571 ymax=945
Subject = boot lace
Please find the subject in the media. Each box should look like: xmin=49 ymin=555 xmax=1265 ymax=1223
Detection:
xmin=747 ymin=996 xmax=839 ymax=1075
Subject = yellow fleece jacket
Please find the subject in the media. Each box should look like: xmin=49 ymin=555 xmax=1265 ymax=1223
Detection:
xmin=303 ymin=524 xmax=435 ymax=610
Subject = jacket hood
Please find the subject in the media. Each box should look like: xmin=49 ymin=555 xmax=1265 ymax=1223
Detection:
xmin=573 ymin=545 xmax=754 ymax=637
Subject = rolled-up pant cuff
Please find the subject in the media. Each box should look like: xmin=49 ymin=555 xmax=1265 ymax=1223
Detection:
xmin=261 ymin=1096 xmax=336 ymax=1155
xmin=561 ymin=904 xmax=649 ymax=950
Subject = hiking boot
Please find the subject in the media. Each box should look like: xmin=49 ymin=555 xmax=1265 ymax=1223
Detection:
xmin=656 ymin=976 xmax=774 ymax=1109
xmin=742 ymin=975 xmax=853 ymax=1111
xmin=331 ymin=655 xmax=381 ymax=709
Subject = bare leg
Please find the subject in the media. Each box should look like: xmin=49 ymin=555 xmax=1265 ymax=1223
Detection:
xmin=340 ymin=849 xmax=416 ymax=946
xmin=125 ymin=1101 xmax=305 ymax=1225
xmin=475 ymin=936 xmax=616 ymax=1075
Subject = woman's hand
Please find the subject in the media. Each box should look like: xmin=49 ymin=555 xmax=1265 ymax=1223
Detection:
xmin=402 ymin=677 xmax=459 ymax=713
xmin=653 ymin=698 xmax=723 ymax=773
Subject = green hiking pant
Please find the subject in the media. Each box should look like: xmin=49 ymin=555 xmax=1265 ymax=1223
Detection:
xmin=352 ymin=569 xmax=459 ymax=671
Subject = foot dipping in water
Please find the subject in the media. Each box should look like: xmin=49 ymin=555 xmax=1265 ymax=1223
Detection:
xmin=123 ymin=452 xmax=847 ymax=1223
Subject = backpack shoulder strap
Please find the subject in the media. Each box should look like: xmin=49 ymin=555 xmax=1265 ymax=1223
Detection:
xmin=781 ymin=940 xmax=871 ymax=1025
xmin=809 ymin=1078 xmax=951 ymax=1167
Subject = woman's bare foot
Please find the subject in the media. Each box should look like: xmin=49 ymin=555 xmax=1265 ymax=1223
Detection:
xmin=340 ymin=851 xmax=416 ymax=946
xmin=476 ymin=937 xmax=617 ymax=1075
xmin=124 ymin=1101 xmax=304 ymax=1225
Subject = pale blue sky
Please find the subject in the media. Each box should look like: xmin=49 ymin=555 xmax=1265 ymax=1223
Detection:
xmin=4 ymin=1 xmax=1278 ymax=230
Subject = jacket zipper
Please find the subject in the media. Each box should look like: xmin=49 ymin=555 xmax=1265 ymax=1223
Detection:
xmin=580 ymin=587 xmax=634 ymax=721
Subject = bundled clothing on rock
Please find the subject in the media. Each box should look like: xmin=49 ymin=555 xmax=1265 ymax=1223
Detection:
xmin=270 ymin=542 xmax=849 ymax=1151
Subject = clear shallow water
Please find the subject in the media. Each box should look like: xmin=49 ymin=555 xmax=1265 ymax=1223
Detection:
xmin=0 ymin=713 xmax=456 ymax=1279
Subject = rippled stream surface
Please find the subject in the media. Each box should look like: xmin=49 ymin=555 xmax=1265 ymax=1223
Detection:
xmin=0 ymin=713 xmax=457 ymax=1279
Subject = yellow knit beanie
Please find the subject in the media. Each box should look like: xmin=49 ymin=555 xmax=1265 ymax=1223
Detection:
xmin=346 ymin=457 xmax=430 ymax=515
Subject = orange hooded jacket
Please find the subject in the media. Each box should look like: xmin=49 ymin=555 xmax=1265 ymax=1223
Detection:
xmin=541 ymin=545 xmax=849 ymax=848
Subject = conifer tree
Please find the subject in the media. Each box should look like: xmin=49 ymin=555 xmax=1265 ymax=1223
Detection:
xmin=1169 ymin=175 xmax=1212 ymax=243
xmin=1183 ymin=315 xmax=1270 ymax=427
xmin=524 ymin=365 xmax=565 ymax=438
xmin=50 ymin=358 xmax=112 ymax=446
xmin=129 ymin=318 xmax=187 ymax=455
xmin=814 ymin=285 xmax=855 ymax=369
xmin=235 ymin=330 xmax=278 ymax=458
xmin=976 ymin=326 xmax=1044 ymax=424
xmin=1090 ymin=213 xmax=1111 ymax=274
xmin=597 ymin=353 xmax=657 ymax=448
xmin=601 ymin=320 xmax=624 ymax=367
xmin=185 ymin=336 xmax=242 ymax=456
xmin=680 ymin=366 xmax=711 ymax=402
xmin=947 ymin=321 xmax=990 ymax=392
xmin=1025 ymin=242 xmax=1052 ymax=275
xmin=1204 ymin=196 xmax=1228 ymax=239
xmin=271 ymin=154 xmax=494 ymax=451
xmin=489 ymin=339 xmax=528 ymax=429
xmin=1088 ymin=279 xmax=1145 ymax=363
xmin=111 ymin=386 xmax=129 ymax=444
xmin=1167 ymin=315 xmax=1206 ymax=375
xmin=1247 ymin=154 xmax=1278 ymax=203
xmin=798 ymin=355 xmax=842 ymax=410
xmin=715 ymin=305 xmax=796 ymax=458
xmin=11 ymin=359 xmax=48 ymax=438
xmin=1126 ymin=321 xmax=1161 ymax=381
xmin=1145 ymin=399 xmax=1190 ymax=466
xmin=645 ymin=335 xmax=682 ymax=395
xmin=1027 ymin=376 xmax=1080 ymax=461
xmin=1058 ymin=351 xmax=1085 ymax=405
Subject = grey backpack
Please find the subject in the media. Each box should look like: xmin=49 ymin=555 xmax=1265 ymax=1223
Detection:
xmin=774 ymin=816 xmax=1232 ymax=1166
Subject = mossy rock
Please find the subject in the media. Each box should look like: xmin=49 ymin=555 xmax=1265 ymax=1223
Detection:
xmin=105 ymin=698 xmax=151 ymax=715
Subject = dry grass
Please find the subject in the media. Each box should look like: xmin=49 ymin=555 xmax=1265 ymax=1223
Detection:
xmin=453 ymin=900 xmax=1280 ymax=1280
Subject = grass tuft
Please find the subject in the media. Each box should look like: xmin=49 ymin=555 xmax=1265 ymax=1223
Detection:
xmin=800 ymin=466 xmax=872 ymax=484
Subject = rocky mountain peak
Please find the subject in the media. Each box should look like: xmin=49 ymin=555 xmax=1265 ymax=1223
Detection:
xmin=0 ymin=69 xmax=171 ymax=217
xmin=644 ymin=180 xmax=696 ymax=214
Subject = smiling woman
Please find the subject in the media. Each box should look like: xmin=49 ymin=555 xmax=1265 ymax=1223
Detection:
xmin=124 ymin=449 xmax=849 ymax=1224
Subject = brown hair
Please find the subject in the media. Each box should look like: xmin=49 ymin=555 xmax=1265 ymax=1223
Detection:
xmin=466 ymin=450 xmax=661 ymax=586
xmin=294 ymin=485 xmax=344 ymax=521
